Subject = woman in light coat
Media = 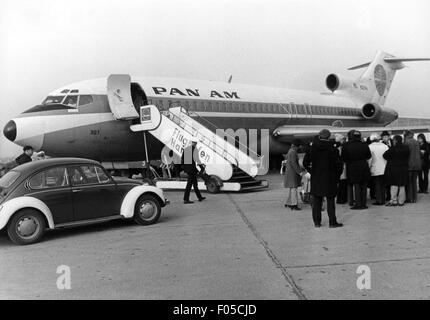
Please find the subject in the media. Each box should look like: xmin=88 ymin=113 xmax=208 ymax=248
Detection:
xmin=281 ymin=140 xmax=303 ymax=210
xmin=368 ymin=133 xmax=389 ymax=205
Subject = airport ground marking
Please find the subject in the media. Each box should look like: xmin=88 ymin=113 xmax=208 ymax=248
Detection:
xmin=227 ymin=194 xmax=307 ymax=300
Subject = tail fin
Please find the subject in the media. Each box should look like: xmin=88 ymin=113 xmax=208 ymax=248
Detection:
xmin=348 ymin=51 xmax=430 ymax=106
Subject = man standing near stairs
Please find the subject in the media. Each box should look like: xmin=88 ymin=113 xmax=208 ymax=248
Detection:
xmin=182 ymin=137 xmax=206 ymax=204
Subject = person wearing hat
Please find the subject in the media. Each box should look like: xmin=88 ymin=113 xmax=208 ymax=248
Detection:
xmin=341 ymin=130 xmax=372 ymax=210
xmin=280 ymin=139 xmax=303 ymax=210
xmin=303 ymin=129 xmax=343 ymax=228
xmin=182 ymin=137 xmax=206 ymax=204
xmin=368 ymin=133 xmax=389 ymax=205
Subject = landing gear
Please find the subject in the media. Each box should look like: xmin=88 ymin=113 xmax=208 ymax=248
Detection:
xmin=205 ymin=176 xmax=221 ymax=194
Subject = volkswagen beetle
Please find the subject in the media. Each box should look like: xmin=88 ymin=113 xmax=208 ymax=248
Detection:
xmin=0 ymin=158 xmax=168 ymax=245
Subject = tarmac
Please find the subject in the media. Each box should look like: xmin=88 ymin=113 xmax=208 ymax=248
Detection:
xmin=1 ymin=173 xmax=430 ymax=300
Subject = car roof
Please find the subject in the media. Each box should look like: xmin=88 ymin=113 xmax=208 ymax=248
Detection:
xmin=11 ymin=158 xmax=101 ymax=175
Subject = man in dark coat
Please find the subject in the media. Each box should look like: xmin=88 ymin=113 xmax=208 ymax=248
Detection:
xmin=344 ymin=130 xmax=356 ymax=206
xmin=383 ymin=135 xmax=410 ymax=206
xmin=303 ymin=129 xmax=343 ymax=228
xmin=341 ymin=130 xmax=371 ymax=210
xmin=404 ymin=130 xmax=421 ymax=203
xmin=15 ymin=146 xmax=34 ymax=166
xmin=182 ymin=139 xmax=206 ymax=204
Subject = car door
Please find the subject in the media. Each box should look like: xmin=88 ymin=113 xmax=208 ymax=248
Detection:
xmin=27 ymin=166 xmax=74 ymax=225
xmin=67 ymin=164 xmax=119 ymax=221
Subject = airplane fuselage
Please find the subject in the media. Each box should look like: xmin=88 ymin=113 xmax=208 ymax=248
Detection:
xmin=3 ymin=75 xmax=398 ymax=166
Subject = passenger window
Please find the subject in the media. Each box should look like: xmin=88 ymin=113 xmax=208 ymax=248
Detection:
xmin=188 ymin=101 xmax=194 ymax=111
xmin=79 ymin=95 xmax=93 ymax=106
xmin=69 ymin=165 xmax=100 ymax=186
xmin=95 ymin=166 xmax=110 ymax=183
xmin=29 ymin=167 xmax=69 ymax=189
xmin=63 ymin=95 xmax=78 ymax=107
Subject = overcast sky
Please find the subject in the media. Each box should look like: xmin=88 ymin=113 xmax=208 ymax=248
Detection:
xmin=1 ymin=0 xmax=430 ymax=157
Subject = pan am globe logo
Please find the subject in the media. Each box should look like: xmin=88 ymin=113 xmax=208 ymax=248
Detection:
xmin=374 ymin=64 xmax=387 ymax=96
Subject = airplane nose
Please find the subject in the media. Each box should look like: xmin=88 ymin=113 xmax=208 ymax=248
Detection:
xmin=3 ymin=120 xmax=17 ymax=142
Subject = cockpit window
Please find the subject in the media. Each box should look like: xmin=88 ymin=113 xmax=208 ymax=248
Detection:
xmin=63 ymin=95 xmax=78 ymax=107
xmin=79 ymin=95 xmax=93 ymax=106
xmin=42 ymin=96 xmax=65 ymax=105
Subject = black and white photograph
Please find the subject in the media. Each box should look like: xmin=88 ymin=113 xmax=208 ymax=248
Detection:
xmin=1 ymin=0 xmax=430 ymax=305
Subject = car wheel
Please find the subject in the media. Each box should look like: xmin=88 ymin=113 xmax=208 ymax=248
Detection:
xmin=206 ymin=177 xmax=220 ymax=194
xmin=133 ymin=194 xmax=161 ymax=225
xmin=7 ymin=209 xmax=46 ymax=245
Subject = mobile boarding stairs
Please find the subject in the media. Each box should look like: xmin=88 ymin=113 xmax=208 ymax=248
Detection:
xmin=130 ymin=105 xmax=269 ymax=193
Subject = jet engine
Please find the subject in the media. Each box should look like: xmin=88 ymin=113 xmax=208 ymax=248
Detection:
xmin=361 ymin=103 xmax=382 ymax=120
xmin=325 ymin=74 xmax=354 ymax=92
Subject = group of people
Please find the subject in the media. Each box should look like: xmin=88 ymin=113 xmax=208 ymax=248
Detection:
xmin=281 ymin=129 xmax=430 ymax=228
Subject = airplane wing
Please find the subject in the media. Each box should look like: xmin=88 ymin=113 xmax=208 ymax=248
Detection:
xmin=273 ymin=125 xmax=430 ymax=139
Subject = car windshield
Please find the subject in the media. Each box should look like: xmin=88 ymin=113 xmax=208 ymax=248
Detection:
xmin=42 ymin=96 xmax=65 ymax=105
xmin=0 ymin=170 xmax=20 ymax=189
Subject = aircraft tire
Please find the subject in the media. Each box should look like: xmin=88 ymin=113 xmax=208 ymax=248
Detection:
xmin=206 ymin=177 xmax=220 ymax=194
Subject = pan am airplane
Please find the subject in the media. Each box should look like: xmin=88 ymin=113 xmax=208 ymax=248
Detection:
xmin=3 ymin=51 xmax=430 ymax=175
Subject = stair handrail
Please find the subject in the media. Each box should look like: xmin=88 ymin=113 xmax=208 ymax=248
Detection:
xmin=183 ymin=108 xmax=262 ymax=164
xmin=165 ymin=109 xmax=240 ymax=167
